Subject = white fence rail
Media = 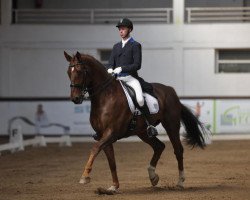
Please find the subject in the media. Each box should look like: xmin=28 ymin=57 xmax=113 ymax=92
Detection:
xmin=13 ymin=8 xmax=172 ymax=24
xmin=186 ymin=7 xmax=250 ymax=23
xmin=0 ymin=126 xmax=71 ymax=155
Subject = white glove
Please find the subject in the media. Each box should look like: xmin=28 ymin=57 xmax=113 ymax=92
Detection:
xmin=107 ymin=68 xmax=113 ymax=74
xmin=114 ymin=67 xmax=122 ymax=74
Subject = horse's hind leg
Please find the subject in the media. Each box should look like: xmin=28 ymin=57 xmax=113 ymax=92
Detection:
xmin=138 ymin=132 xmax=165 ymax=186
xmin=162 ymin=118 xmax=185 ymax=188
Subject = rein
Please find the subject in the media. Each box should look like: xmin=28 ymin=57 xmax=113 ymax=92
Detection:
xmin=69 ymin=62 xmax=114 ymax=100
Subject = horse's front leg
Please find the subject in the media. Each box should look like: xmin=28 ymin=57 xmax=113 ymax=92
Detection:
xmin=103 ymin=144 xmax=119 ymax=191
xmin=79 ymin=131 xmax=115 ymax=184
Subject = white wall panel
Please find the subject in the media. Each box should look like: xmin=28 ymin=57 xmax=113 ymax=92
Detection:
xmin=184 ymin=49 xmax=250 ymax=96
xmin=142 ymin=49 xmax=181 ymax=90
xmin=8 ymin=48 xmax=69 ymax=97
xmin=2 ymin=48 xmax=98 ymax=97
xmin=1 ymin=1 xmax=250 ymax=98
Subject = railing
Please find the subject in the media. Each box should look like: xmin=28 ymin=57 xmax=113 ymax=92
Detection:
xmin=186 ymin=7 xmax=250 ymax=23
xmin=13 ymin=8 xmax=173 ymax=24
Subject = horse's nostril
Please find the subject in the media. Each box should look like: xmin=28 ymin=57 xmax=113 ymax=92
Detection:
xmin=72 ymin=96 xmax=81 ymax=104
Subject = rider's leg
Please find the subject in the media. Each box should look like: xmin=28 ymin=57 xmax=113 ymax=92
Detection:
xmin=122 ymin=76 xmax=158 ymax=137
xmin=139 ymin=104 xmax=158 ymax=137
xmin=123 ymin=76 xmax=144 ymax=107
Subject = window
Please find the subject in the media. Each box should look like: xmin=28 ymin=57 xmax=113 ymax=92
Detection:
xmin=98 ymin=49 xmax=112 ymax=67
xmin=216 ymin=49 xmax=250 ymax=73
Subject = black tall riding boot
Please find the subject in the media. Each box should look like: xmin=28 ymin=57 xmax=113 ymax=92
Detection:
xmin=139 ymin=104 xmax=158 ymax=137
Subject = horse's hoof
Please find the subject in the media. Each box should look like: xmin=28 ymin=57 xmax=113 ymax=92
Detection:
xmin=107 ymin=185 xmax=119 ymax=191
xmin=79 ymin=176 xmax=91 ymax=184
xmin=176 ymin=181 xmax=184 ymax=189
xmin=96 ymin=186 xmax=120 ymax=195
xmin=107 ymin=185 xmax=120 ymax=194
xmin=176 ymin=184 xmax=184 ymax=190
xmin=176 ymin=174 xmax=185 ymax=189
xmin=150 ymin=174 xmax=159 ymax=186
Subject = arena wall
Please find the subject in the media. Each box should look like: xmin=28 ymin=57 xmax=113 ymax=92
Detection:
xmin=1 ymin=1 xmax=250 ymax=97
xmin=1 ymin=24 xmax=250 ymax=97
xmin=1 ymin=0 xmax=250 ymax=137
xmin=1 ymin=99 xmax=250 ymax=136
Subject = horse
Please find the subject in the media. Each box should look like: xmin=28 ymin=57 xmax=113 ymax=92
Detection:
xmin=64 ymin=51 xmax=208 ymax=193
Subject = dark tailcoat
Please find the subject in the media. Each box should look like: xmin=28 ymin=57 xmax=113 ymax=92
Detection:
xmin=108 ymin=38 xmax=154 ymax=95
xmin=108 ymin=38 xmax=141 ymax=77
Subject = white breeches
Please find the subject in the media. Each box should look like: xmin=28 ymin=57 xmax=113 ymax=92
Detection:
xmin=118 ymin=75 xmax=144 ymax=107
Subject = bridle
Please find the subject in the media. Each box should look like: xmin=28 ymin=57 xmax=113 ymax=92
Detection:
xmin=69 ymin=62 xmax=88 ymax=95
xmin=69 ymin=62 xmax=114 ymax=100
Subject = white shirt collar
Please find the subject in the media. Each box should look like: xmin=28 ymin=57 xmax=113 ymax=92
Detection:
xmin=122 ymin=37 xmax=131 ymax=48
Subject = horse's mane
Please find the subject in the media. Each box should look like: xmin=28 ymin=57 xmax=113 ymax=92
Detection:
xmin=80 ymin=54 xmax=107 ymax=71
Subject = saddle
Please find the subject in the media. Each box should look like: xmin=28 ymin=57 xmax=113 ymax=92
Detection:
xmin=120 ymin=81 xmax=159 ymax=115
xmin=136 ymin=76 xmax=157 ymax=99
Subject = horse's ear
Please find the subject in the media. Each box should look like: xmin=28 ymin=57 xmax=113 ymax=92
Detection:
xmin=76 ymin=51 xmax=82 ymax=61
xmin=64 ymin=51 xmax=72 ymax=62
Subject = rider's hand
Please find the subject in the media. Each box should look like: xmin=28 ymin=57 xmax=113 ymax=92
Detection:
xmin=114 ymin=67 xmax=122 ymax=74
xmin=107 ymin=68 xmax=113 ymax=74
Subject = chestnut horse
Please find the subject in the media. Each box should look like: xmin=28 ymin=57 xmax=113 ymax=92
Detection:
xmin=64 ymin=51 xmax=208 ymax=192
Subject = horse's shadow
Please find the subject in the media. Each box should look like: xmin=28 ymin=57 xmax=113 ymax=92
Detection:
xmin=122 ymin=184 xmax=233 ymax=195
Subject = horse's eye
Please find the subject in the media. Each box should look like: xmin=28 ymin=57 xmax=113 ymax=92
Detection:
xmin=76 ymin=65 xmax=82 ymax=72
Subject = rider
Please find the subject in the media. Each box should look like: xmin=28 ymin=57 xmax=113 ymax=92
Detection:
xmin=107 ymin=18 xmax=158 ymax=137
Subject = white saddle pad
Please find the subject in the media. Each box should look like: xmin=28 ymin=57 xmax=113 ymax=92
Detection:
xmin=119 ymin=81 xmax=159 ymax=114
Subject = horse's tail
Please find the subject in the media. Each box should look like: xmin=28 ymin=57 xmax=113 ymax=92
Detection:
xmin=180 ymin=104 xmax=207 ymax=149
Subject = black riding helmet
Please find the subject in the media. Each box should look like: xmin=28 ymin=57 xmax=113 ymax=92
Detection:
xmin=116 ymin=18 xmax=133 ymax=31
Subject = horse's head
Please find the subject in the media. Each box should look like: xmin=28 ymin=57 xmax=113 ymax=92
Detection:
xmin=64 ymin=51 xmax=89 ymax=104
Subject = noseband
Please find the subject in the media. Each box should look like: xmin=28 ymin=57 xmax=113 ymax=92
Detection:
xmin=69 ymin=62 xmax=114 ymax=99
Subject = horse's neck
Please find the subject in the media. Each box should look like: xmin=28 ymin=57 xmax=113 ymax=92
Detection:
xmin=83 ymin=56 xmax=121 ymax=105
xmin=85 ymin=58 xmax=115 ymax=100
xmin=88 ymin=64 xmax=109 ymax=88
xmin=90 ymin=79 xmax=120 ymax=117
